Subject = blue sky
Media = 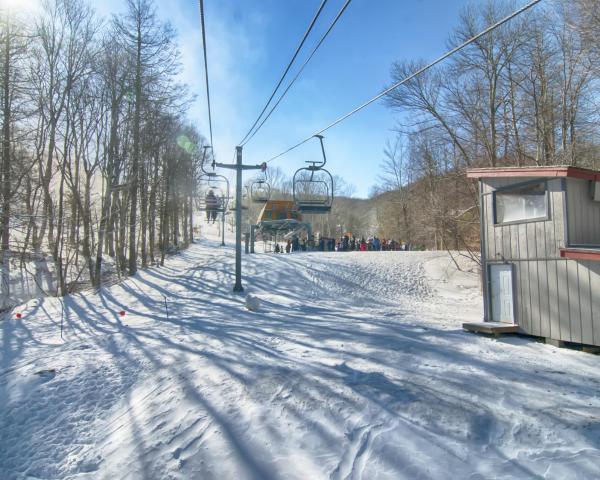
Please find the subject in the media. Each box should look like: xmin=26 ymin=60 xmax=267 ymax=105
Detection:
xmin=180 ymin=0 xmax=474 ymax=198
xmin=19 ymin=0 xmax=486 ymax=197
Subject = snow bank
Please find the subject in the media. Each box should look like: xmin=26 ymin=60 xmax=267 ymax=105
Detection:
xmin=1 ymin=228 xmax=599 ymax=479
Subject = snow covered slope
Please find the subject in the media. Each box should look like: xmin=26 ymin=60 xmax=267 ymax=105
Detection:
xmin=1 ymin=225 xmax=599 ymax=479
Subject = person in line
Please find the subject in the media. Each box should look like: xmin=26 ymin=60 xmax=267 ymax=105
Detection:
xmin=360 ymin=238 xmax=367 ymax=251
xmin=342 ymin=235 xmax=349 ymax=252
xmin=285 ymin=240 xmax=291 ymax=253
xmin=373 ymin=237 xmax=381 ymax=251
xmin=275 ymin=243 xmax=280 ymax=253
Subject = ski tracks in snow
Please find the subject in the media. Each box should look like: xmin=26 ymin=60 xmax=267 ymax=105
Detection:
xmin=330 ymin=419 xmax=399 ymax=480
xmin=3 ymin=232 xmax=600 ymax=479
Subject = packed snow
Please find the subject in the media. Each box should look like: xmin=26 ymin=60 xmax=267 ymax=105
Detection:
xmin=1 ymin=225 xmax=600 ymax=479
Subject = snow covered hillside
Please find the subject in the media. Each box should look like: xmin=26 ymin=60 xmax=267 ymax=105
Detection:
xmin=1 ymin=226 xmax=600 ymax=479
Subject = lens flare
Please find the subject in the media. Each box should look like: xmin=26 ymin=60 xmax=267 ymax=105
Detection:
xmin=0 ymin=0 xmax=40 ymax=13
xmin=176 ymin=135 xmax=196 ymax=154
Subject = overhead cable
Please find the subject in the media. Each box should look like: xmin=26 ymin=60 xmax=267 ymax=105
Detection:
xmin=267 ymin=0 xmax=543 ymax=163
xmin=198 ymin=0 xmax=214 ymax=148
xmin=241 ymin=0 xmax=352 ymax=147
xmin=238 ymin=0 xmax=330 ymax=146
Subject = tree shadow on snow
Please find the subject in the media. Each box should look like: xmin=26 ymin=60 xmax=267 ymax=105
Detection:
xmin=4 ymin=245 xmax=600 ymax=478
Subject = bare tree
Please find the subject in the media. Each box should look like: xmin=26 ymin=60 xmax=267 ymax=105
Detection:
xmin=114 ymin=0 xmax=181 ymax=275
xmin=0 ymin=8 xmax=29 ymax=307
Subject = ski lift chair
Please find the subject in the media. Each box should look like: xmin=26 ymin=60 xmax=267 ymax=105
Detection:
xmin=292 ymin=135 xmax=334 ymax=214
xmin=250 ymin=179 xmax=271 ymax=203
xmin=198 ymin=172 xmax=229 ymax=213
xmin=197 ymin=146 xmax=230 ymax=214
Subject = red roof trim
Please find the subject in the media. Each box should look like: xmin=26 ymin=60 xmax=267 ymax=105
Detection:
xmin=466 ymin=166 xmax=600 ymax=181
xmin=560 ymin=248 xmax=600 ymax=261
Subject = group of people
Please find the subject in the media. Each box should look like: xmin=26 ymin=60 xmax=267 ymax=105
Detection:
xmin=325 ymin=235 xmax=410 ymax=252
xmin=274 ymin=237 xmax=307 ymax=254
xmin=272 ymin=234 xmax=410 ymax=253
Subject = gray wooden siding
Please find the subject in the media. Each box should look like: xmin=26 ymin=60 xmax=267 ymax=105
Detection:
xmin=507 ymin=259 xmax=599 ymax=346
xmin=481 ymin=177 xmax=565 ymax=262
xmin=591 ymin=262 xmax=600 ymax=346
xmin=480 ymin=177 xmax=600 ymax=346
xmin=566 ymin=178 xmax=600 ymax=246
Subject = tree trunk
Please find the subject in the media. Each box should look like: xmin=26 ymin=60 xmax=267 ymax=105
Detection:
xmin=1 ymin=13 xmax=11 ymax=307
xmin=140 ymin=160 xmax=148 ymax=267
xmin=128 ymin=20 xmax=143 ymax=276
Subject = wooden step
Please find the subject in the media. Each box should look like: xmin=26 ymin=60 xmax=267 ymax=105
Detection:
xmin=462 ymin=322 xmax=520 ymax=335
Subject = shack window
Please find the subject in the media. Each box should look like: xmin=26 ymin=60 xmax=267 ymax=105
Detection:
xmin=494 ymin=181 xmax=548 ymax=224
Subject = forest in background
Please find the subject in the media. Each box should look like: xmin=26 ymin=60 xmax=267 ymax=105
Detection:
xmin=371 ymin=0 xmax=600 ymax=254
xmin=2 ymin=0 xmax=600 ymax=308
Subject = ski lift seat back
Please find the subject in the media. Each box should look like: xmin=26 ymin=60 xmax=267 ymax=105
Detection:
xmin=292 ymin=135 xmax=334 ymax=214
xmin=250 ymin=179 xmax=271 ymax=203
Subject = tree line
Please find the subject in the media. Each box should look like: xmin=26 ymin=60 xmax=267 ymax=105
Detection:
xmin=373 ymin=0 xmax=600 ymax=254
xmin=0 ymin=0 xmax=209 ymax=308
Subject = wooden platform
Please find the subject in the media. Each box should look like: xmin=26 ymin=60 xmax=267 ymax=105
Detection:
xmin=462 ymin=322 xmax=519 ymax=335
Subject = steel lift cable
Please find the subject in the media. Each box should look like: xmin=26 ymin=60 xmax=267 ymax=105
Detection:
xmin=241 ymin=0 xmax=352 ymax=147
xmin=238 ymin=0 xmax=330 ymax=146
xmin=266 ymin=0 xmax=543 ymax=164
xmin=198 ymin=0 xmax=214 ymax=148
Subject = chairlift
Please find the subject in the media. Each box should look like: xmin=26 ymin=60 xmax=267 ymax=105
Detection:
xmin=197 ymin=146 xmax=230 ymax=214
xmin=292 ymin=135 xmax=334 ymax=214
xmin=250 ymin=178 xmax=271 ymax=203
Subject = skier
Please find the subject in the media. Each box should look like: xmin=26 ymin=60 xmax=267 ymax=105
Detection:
xmin=285 ymin=240 xmax=291 ymax=253
xmin=205 ymin=190 xmax=219 ymax=223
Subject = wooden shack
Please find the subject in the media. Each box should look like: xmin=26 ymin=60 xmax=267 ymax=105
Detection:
xmin=466 ymin=166 xmax=600 ymax=347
